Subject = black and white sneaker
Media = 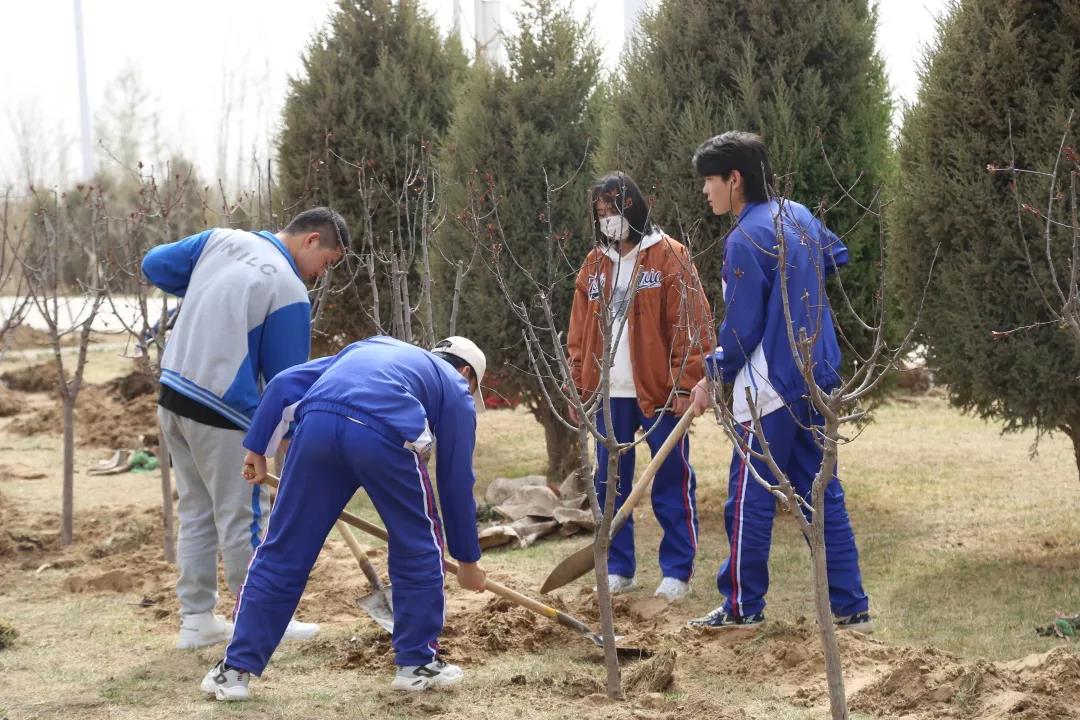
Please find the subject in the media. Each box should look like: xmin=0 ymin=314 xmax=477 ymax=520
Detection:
xmin=200 ymin=660 xmax=250 ymax=701
xmin=835 ymin=611 xmax=874 ymax=633
xmin=686 ymin=607 xmax=765 ymax=629
xmin=390 ymin=658 xmax=464 ymax=691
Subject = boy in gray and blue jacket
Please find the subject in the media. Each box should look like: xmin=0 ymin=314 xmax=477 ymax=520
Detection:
xmin=142 ymin=207 xmax=348 ymax=650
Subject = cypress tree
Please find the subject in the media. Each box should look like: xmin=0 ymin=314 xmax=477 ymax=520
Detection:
xmin=438 ymin=0 xmax=601 ymax=482
xmin=278 ymin=0 xmax=466 ymax=345
xmin=893 ymin=0 xmax=1080 ymax=476
xmin=598 ymin=0 xmax=893 ymax=365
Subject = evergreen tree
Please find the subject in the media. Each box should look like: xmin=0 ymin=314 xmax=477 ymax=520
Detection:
xmin=438 ymin=0 xmax=601 ymax=482
xmin=598 ymin=0 xmax=893 ymax=365
xmin=893 ymin=0 xmax=1080 ymax=476
xmin=278 ymin=0 xmax=466 ymax=345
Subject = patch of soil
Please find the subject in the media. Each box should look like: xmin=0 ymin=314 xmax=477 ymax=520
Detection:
xmin=9 ymin=386 xmax=159 ymax=449
xmin=850 ymin=646 xmax=1080 ymax=720
xmin=443 ymin=597 xmax=564 ymax=657
xmin=63 ymin=568 xmax=140 ymax=593
xmin=1 ymin=360 xmax=62 ymax=394
xmin=0 ymin=387 xmax=23 ymax=417
xmin=104 ymin=371 xmax=156 ymax=402
xmin=0 ymin=489 xmax=57 ymax=558
xmin=311 ymin=593 xmax=571 ymax=674
xmin=4 ymin=325 xmax=55 ymax=350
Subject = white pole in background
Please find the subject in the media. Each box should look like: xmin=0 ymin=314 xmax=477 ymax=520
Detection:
xmin=474 ymin=0 xmax=503 ymax=66
xmin=73 ymin=0 xmax=94 ymax=181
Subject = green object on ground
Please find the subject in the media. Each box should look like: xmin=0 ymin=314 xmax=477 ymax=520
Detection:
xmin=130 ymin=450 xmax=159 ymax=473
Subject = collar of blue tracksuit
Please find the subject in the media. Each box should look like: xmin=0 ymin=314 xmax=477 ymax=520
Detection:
xmin=252 ymin=230 xmax=302 ymax=279
xmin=737 ymin=201 xmax=766 ymax=223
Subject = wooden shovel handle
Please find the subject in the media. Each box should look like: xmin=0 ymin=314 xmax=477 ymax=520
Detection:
xmin=262 ymin=474 xmax=584 ymax=631
xmin=335 ymin=520 xmax=385 ymax=591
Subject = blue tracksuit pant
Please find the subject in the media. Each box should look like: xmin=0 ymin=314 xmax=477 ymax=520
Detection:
xmin=717 ymin=399 xmax=869 ymax=618
xmin=594 ymin=397 xmax=699 ymax=581
xmin=225 ymin=410 xmax=447 ymax=673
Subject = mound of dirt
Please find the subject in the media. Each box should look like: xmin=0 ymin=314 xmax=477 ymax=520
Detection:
xmin=444 ymin=597 xmax=564 ymax=657
xmin=63 ymin=568 xmax=140 ymax=593
xmin=0 ymin=387 xmax=23 ymax=417
xmin=850 ymin=646 xmax=1080 ymax=720
xmin=9 ymin=386 xmax=159 ymax=449
xmin=1 ymin=360 xmax=62 ymax=394
xmin=307 ymin=627 xmax=396 ymax=672
xmin=104 ymin=371 xmax=156 ymax=402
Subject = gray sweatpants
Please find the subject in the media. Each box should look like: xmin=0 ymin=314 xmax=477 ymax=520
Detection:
xmin=159 ymin=407 xmax=270 ymax=616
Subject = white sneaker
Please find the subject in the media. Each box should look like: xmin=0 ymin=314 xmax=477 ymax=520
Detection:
xmin=200 ymin=660 xmax=250 ymax=701
xmin=390 ymin=658 xmax=464 ymax=691
xmin=603 ymin=574 xmax=636 ymax=595
xmin=177 ymin=612 xmax=233 ymax=650
xmin=281 ymin=616 xmax=320 ymax=642
xmin=654 ymin=577 xmax=691 ymax=602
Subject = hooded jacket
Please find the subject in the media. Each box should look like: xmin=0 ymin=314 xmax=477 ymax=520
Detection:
xmin=568 ymin=230 xmax=715 ymax=416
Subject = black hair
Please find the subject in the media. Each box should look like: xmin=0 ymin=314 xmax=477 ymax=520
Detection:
xmin=433 ymin=351 xmax=475 ymax=379
xmin=692 ymin=131 xmax=773 ymax=204
xmin=283 ymin=206 xmax=351 ymax=250
xmin=589 ymin=172 xmax=657 ymax=246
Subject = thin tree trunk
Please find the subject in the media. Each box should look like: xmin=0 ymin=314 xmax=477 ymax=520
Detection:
xmin=448 ymin=261 xmax=464 ymax=337
xmin=534 ymin=401 xmax=581 ymax=485
xmin=809 ymin=428 xmax=848 ymax=720
xmin=1066 ymin=420 xmax=1080 ymax=484
xmin=60 ymin=396 xmax=75 ymax=546
xmin=158 ymin=424 xmax=176 ymax=563
xmin=596 ymin=442 xmax=622 ymax=699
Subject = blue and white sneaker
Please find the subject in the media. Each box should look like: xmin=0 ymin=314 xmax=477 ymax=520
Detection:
xmin=687 ymin=607 xmax=764 ymax=629
xmin=200 ymin=660 xmax=250 ymax=701
xmin=390 ymin=658 xmax=464 ymax=691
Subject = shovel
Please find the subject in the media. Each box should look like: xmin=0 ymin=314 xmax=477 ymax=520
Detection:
xmin=262 ymin=474 xmax=650 ymax=659
xmin=540 ymin=408 xmax=695 ymax=594
xmin=334 ymin=520 xmax=395 ymax=633
xmin=264 ymin=476 xmax=395 ymax=632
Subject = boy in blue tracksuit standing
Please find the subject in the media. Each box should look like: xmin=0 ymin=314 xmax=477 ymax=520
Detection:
xmin=686 ymin=132 xmax=871 ymax=631
xmin=200 ymin=335 xmax=489 ymax=701
xmin=142 ymin=207 xmax=347 ymax=650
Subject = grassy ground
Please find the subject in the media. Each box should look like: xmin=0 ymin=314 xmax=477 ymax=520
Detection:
xmin=471 ymin=396 xmax=1080 ymax=662
xmin=0 ymin=346 xmax=1078 ymax=719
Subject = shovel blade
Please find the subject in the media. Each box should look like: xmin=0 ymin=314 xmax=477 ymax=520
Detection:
xmin=585 ymin=632 xmax=652 ymax=660
xmin=540 ymin=542 xmax=596 ymax=594
xmin=357 ymin=587 xmax=395 ymax=634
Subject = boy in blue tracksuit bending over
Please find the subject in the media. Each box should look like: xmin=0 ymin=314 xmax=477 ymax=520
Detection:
xmin=201 ymin=335 xmax=488 ymax=701
xmin=686 ymin=132 xmax=872 ymax=632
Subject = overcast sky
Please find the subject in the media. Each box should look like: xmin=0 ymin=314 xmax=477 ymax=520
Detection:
xmin=0 ymin=0 xmax=950 ymax=191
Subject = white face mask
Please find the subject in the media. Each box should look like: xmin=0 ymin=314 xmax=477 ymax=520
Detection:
xmin=599 ymin=215 xmax=630 ymax=242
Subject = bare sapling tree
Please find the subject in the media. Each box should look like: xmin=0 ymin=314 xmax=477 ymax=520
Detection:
xmin=321 ymin=137 xmax=470 ymax=346
xmin=22 ymin=186 xmax=109 ymax=546
xmin=694 ymin=153 xmax=936 ymax=719
xmin=99 ymin=160 xmax=209 ymax=563
xmin=459 ymin=167 xmax=711 ymax=699
xmin=989 ymin=110 xmax=1080 ymax=345
xmin=0 ymin=192 xmax=33 ymax=356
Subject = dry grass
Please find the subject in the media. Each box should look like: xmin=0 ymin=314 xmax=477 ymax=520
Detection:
xmin=1 ymin=341 xmax=1078 ymax=719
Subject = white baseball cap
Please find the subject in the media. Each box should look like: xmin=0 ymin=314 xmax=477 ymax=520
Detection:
xmin=432 ymin=336 xmax=486 ymax=410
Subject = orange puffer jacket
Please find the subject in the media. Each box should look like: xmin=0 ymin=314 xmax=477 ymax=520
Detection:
xmin=567 ymin=231 xmax=715 ymax=417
